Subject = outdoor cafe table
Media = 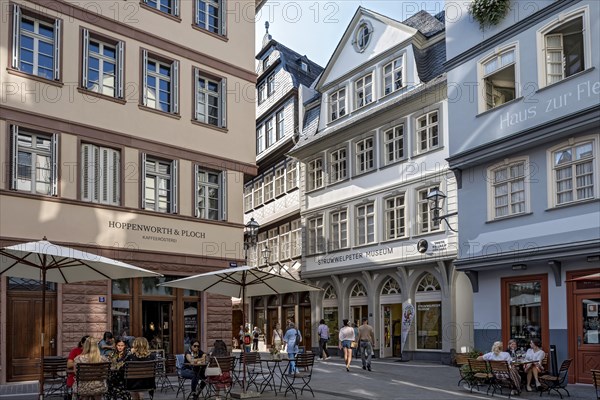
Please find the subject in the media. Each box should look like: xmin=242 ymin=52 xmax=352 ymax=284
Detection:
xmin=259 ymin=358 xmax=290 ymax=395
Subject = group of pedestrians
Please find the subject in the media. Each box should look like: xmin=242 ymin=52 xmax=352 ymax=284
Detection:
xmin=337 ymin=318 xmax=375 ymax=372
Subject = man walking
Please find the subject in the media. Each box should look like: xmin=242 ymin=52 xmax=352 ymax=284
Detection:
xmin=317 ymin=319 xmax=330 ymax=360
xmin=358 ymin=317 xmax=375 ymax=371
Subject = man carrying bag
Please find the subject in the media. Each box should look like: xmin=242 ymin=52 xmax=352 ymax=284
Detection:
xmin=358 ymin=317 xmax=375 ymax=371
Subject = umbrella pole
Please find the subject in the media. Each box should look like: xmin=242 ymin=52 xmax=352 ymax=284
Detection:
xmin=241 ymin=273 xmax=247 ymax=393
xmin=39 ymin=267 xmax=46 ymax=400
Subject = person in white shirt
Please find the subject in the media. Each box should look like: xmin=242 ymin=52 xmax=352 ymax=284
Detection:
xmin=338 ymin=319 xmax=355 ymax=372
xmin=477 ymin=341 xmax=521 ymax=394
xmin=524 ymin=338 xmax=545 ymax=391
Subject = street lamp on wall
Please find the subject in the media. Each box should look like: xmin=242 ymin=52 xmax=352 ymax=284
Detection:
xmin=261 ymin=245 xmax=271 ymax=267
xmin=427 ymin=189 xmax=458 ymax=232
xmin=244 ymin=217 xmax=260 ymax=264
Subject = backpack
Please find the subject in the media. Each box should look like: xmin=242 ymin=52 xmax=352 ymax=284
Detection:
xmin=243 ymin=335 xmax=251 ymax=345
xmin=253 ymin=331 xmax=259 ymax=339
xmin=295 ymin=329 xmax=301 ymax=344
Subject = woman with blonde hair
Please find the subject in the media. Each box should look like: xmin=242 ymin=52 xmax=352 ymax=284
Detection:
xmin=125 ymin=337 xmax=156 ymax=400
xmin=73 ymin=337 xmax=109 ymax=400
xmin=477 ymin=341 xmax=521 ymax=395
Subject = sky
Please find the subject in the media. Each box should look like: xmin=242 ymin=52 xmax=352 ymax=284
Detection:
xmin=254 ymin=1 xmax=446 ymax=67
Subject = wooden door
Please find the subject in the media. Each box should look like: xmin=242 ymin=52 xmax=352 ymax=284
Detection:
xmin=267 ymin=308 xmax=278 ymax=346
xmin=574 ymin=293 xmax=600 ymax=383
xmin=299 ymin=306 xmax=311 ymax=349
xmin=7 ymin=291 xmax=57 ymax=381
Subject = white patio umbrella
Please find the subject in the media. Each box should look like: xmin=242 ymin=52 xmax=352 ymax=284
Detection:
xmin=0 ymin=238 xmax=162 ymax=398
xmin=159 ymin=265 xmax=322 ymax=394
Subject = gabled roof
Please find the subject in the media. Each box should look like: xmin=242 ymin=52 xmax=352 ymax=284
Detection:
xmin=413 ymin=40 xmax=446 ymax=82
xmin=402 ymin=10 xmax=445 ymax=38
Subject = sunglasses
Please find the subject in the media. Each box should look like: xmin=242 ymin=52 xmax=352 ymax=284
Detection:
xmin=192 ymin=344 xmax=199 ymax=348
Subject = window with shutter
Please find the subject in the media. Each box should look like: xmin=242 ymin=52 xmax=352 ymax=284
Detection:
xmin=194 ymin=69 xmax=226 ymax=127
xmin=195 ymin=0 xmax=225 ymax=35
xmin=143 ymin=50 xmax=179 ymax=114
xmin=12 ymin=127 xmax=56 ymax=196
xmin=82 ymin=29 xmax=123 ymax=98
xmin=143 ymin=0 xmax=179 ymax=16
xmin=143 ymin=156 xmax=174 ymax=213
xmin=80 ymin=143 xmax=120 ymax=205
xmin=196 ymin=167 xmax=223 ymax=220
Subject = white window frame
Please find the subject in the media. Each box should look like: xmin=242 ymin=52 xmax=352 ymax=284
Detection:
xmin=547 ymin=135 xmax=598 ymax=208
xmin=279 ymin=223 xmax=291 ymax=260
xmin=267 ymin=73 xmax=275 ymax=97
xmin=487 ymin=158 xmax=530 ymax=220
xmin=194 ymin=68 xmax=226 ymax=127
xmin=329 ymin=88 xmax=346 ymax=122
xmin=536 ymin=7 xmax=590 ymax=88
xmin=307 ymin=215 xmax=325 ymax=255
xmin=415 ymin=111 xmax=440 ymax=155
xmin=329 ymin=208 xmax=348 ymax=251
xmin=307 ymin=158 xmax=324 ymax=191
xmin=384 ymin=193 xmax=406 ymax=240
xmin=256 ymin=125 xmax=265 ymax=154
xmin=253 ymin=179 xmax=263 ymax=208
xmin=383 ymin=124 xmax=405 ymax=165
xmin=195 ymin=167 xmax=226 ymax=220
xmin=416 ymin=186 xmax=441 ymax=234
xmin=258 ymin=82 xmax=266 ymax=104
xmin=354 ymin=73 xmax=373 ymax=109
xmin=263 ymin=172 xmax=274 ymax=202
xmin=142 ymin=50 xmax=179 ymax=114
xmin=329 ymin=147 xmax=347 ymax=184
xmin=286 ymin=160 xmax=298 ymax=190
xmin=478 ymin=44 xmax=519 ymax=112
xmin=355 ymin=201 xmax=375 ymax=246
xmin=355 ymin=137 xmax=375 ymax=175
xmin=383 ymin=56 xmax=404 ymax=96
xmin=195 ymin=0 xmax=226 ymax=35
xmin=267 ymin=228 xmax=279 ymax=264
xmin=141 ymin=155 xmax=178 ymax=214
xmin=243 ymin=183 xmax=253 ymax=212
xmin=81 ymin=143 xmax=120 ymax=205
xmin=10 ymin=126 xmax=58 ymax=196
xmin=276 ymin=110 xmax=285 ymax=140
xmin=11 ymin=4 xmax=61 ymax=81
xmin=274 ymin=165 xmax=285 ymax=197
xmin=82 ymin=29 xmax=123 ymax=98
xmin=290 ymin=219 xmax=302 ymax=257
xmin=353 ymin=20 xmax=373 ymax=53
xmin=143 ymin=0 xmax=180 ymax=17
xmin=266 ymin=118 xmax=275 ymax=147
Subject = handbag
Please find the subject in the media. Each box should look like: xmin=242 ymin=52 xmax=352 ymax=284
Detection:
xmin=350 ymin=341 xmax=357 ymax=349
xmin=205 ymin=357 xmax=222 ymax=377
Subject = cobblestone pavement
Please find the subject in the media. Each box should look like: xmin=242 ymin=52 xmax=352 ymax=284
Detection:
xmin=1 ymin=356 xmax=595 ymax=400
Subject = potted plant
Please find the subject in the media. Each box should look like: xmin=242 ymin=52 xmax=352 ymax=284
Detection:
xmin=468 ymin=0 xmax=511 ymax=30
xmin=269 ymin=346 xmax=281 ymax=360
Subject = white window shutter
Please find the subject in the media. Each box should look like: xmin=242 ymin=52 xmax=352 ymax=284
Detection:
xmin=194 ymin=68 xmax=199 ymax=120
xmin=81 ymin=144 xmax=92 ymax=201
xmin=141 ymin=153 xmax=147 ymax=209
xmin=220 ymin=0 xmax=227 ymax=36
xmin=12 ymin=4 xmax=21 ymax=69
xmin=194 ymin=0 xmax=200 ymax=25
xmin=142 ymin=50 xmax=148 ymax=106
xmin=53 ymin=19 xmax=61 ymax=80
xmin=172 ymin=60 xmax=179 ymax=113
xmin=221 ymin=171 xmax=227 ymax=220
xmin=220 ymin=78 xmax=227 ymax=128
xmin=82 ymin=29 xmax=89 ymax=89
xmin=10 ymin=125 xmax=19 ymax=190
xmin=111 ymin=149 xmax=120 ymax=205
xmin=101 ymin=147 xmax=109 ymax=203
xmin=194 ymin=165 xmax=199 ymax=217
xmin=116 ymin=41 xmax=124 ymax=98
xmin=174 ymin=0 xmax=180 ymax=16
xmin=171 ymin=159 xmax=178 ymax=213
xmin=51 ymin=134 xmax=59 ymax=196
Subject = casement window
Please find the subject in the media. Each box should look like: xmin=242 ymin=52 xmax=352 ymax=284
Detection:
xmin=243 ymin=184 xmax=253 ymax=212
xmin=267 ymin=74 xmax=275 ymax=97
xmin=383 ymin=56 xmax=403 ymax=95
xmin=256 ymin=126 xmax=265 ymax=154
xmin=481 ymin=48 xmax=516 ymax=110
xmin=384 ymin=194 xmax=406 ymax=240
xmin=354 ymin=21 xmax=373 ymax=52
xmin=266 ymin=119 xmax=275 ymax=147
xmin=10 ymin=126 xmax=58 ymax=196
xmin=195 ymin=167 xmax=226 ymax=220
xmin=355 ymin=202 xmax=375 ymax=245
xmin=253 ymin=180 xmax=263 ymax=208
xmin=384 ymin=124 xmax=404 ymax=165
xmin=263 ymin=173 xmax=274 ymax=202
xmin=355 ymin=137 xmax=374 ymax=174
xmin=143 ymin=0 xmax=179 ymax=17
xmin=307 ymin=158 xmax=324 ymax=191
xmin=286 ymin=160 xmax=298 ymax=190
xmin=81 ymin=143 xmax=120 ymax=205
xmin=329 ymin=88 xmax=346 ymax=122
xmin=416 ymin=111 xmax=439 ymax=154
xmin=329 ymin=209 xmax=348 ymax=251
xmin=11 ymin=4 xmax=61 ymax=80
xmin=258 ymin=83 xmax=266 ymax=104
xmin=195 ymin=0 xmax=226 ymax=35
xmin=307 ymin=215 xmax=325 ymax=254
xmin=329 ymin=147 xmax=347 ymax=183
xmin=274 ymin=166 xmax=285 ymax=197
xmin=490 ymin=160 xmax=528 ymax=219
xmin=542 ymin=14 xmax=586 ymax=86
xmin=194 ymin=69 xmax=226 ymax=127
xmin=552 ymin=139 xmax=595 ymax=206
xmin=354 ymin=74 xmax=373 ymax=108
xmin=82 ymin=29 xmax=123 ymax=98
xmin=279 ymin=224 xmax=291 ymax=260
xmin=417 ymin=186 xmax=440 ymax=234
xmin=142 ymin=155 xmax=177 ymax=213
xmin=290 ymin=219 xmax=302 ymax=257
xmin=142 ymin=50 xmax=179 ymax=114
xmin=276 ymin=110 xmax=285 ymax=140
xmin=267 ymin=228 xmax=279 ymax=264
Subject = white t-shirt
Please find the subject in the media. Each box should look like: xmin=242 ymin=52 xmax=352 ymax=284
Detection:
xmin=338 ymin=326 xmax=355 ymax=342
xmin=482 ymin=351 xmax=512 ymax=363
xmin=525 ymin=348 xmax=545 ymax=365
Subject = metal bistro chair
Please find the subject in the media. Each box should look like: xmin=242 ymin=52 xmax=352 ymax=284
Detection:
xmin=43 ymin=356 xmax=68 ymax=398
xmin=204 ymin=356 xmax=235 ymax=400
xmin=124 ymin=360 xmax=157 ymax=400
xmin=467 ymin=359 xmax=494 ymax=394
xmin=489 ymin=360 xmax=520 ymax=398
xmin=175 ymin=354 xmax=191 ymax=398
xmin=538 ymin=359 xmax=572 ymax=399
xmin=241 ymin=352 xmax=265 ymax=392
xmin=74 ymin=362 xmax=111 ymax=400
xmin=283 ymin=352 xmax=316 ymax=399
xmin=154 ymin=356 xmax=174 ymax=392
xmin=591 ymin=369 xmax=600 ymax=400
xmin=454 ymin=353 xmax=473 ymax=388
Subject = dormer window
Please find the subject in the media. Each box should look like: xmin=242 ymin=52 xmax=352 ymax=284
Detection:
xmin=301 ymin=61 xmax=308 ymax=72
xmin=353 ymin=20 xmax=373 ymax=53
xmin=263 ymin=57 xmax=270 ymax=71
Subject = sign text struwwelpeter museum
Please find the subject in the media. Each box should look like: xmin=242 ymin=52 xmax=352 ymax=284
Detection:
xmin=108 ymin=221 xmax=206 ymax=243
xmin=315 ymin=247 xmax=394 ymax=266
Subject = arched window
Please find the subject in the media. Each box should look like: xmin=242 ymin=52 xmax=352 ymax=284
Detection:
xmin=350 ymin=282 xmax=367 ymax=297
xmin=416 ymin=273 xmax=442 ymax=350
xmin=324 ymin=285 xmax=337 ymax=300
xmin=417 ymin=274 xmax=441 ymax=292
xmin=381 ymin=278 xmax=401 ymax=295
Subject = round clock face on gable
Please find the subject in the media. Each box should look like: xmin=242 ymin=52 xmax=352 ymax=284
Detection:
xmin=353 ymin=20 xmax=373 ymax=53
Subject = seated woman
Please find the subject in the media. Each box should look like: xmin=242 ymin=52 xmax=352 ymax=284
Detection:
xmin=477 ymin=341 xmax=521 ymax=395
xmin=73 ymin=337 xmax=109 ymax=400
xmin=523 ymin=338 xmax=545 ymax=392
xmin=125 ymin=337 xmax=156 ymax=400
xmin=180 ymin=340 xmax=206 ymax=399
xmin=107 ymin=338 xmax=131 ymax=400
xmin=67 ymin=335 xmax=89 ymax=394
xmin=506 ymin=339 xmax=518 ymax=359
xmin=206 ymin=340 xmax=231 ymax=400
